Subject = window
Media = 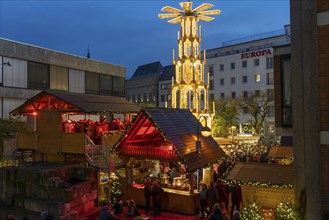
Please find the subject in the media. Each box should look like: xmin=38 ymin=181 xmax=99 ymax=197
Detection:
xmin=100 ymin=74 xmax=113 ymax=95
xmin=266 ymin=72 xmax=274 ymax=85
xmin=209 ymin=93 xmax=215 ymax=102
xmin=230 ymin=62 xmax=235 ymax=70
xmin=132 ymin=95 xmax=136 ymax=102
xmin=137 ymin=94 xmax=141 ymax=102
xmin=255 ymin=74 xmax=261 ymax=82
xmin=231 ymin=77 xmax=236 ymax=85
xmin=219 ymin=64 xmax=224 ymax=71
xmin=242 ymin=61 xmax=247 ymax=68
xmin=231 ymin=92 xmax=236 ymax=99
xmin=209 ymin=65 xmax=214 ymax=76
xmin=220 ymin=93 xmax=225 ymax=99
xmin=85 ymin=72 xmax=100 ymax=95
xmin=267 ymin=89 xmax=274 ymax=101
xmin=243 ymin=91 xmax=248 ymax=98
xmin=209 ymin=79 xmax=214 ymax=90
xmin=50 ymin=65 xmax=68 ymax=91
xmin=161 ymin=95 xmax=166 ymax=102
xmin=254 ymin=90 xmax=260 ymax=96
xmin=143 ymin=93 xmax=147 ymax=102
xmin=266 ymin=57 xmax=273 ymax=69
xmin=27 ymin=61 xmax=49 ymax=90
xmin=242 ymin=76 xmax=248 ymax=83
xmin=113 ymin=76 xmax=125 ymax=96
xmin=220 ymin=78 xmax=224 ymax=86
xmin=254 ymin=59 xmax=260 ymax=66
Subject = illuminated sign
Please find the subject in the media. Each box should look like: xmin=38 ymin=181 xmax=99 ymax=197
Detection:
xmin=241 ymin=49 xmax=272 ymax=59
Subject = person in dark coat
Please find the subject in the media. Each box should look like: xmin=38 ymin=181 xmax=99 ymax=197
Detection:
xmin=144 ymin=177 xmax=152 ymax=215
xmin=199 ymin=183 xmax=209 ymax=218
xmin=151 ymin=180 xmax=164 ymax=216
xmin=98 ymin=204 xmax=119 ymax=220
xmin=230 ymin=184 xmax=243 ymax=219
xmin=210 ymin=203 xmax=227 ymax=220
xmin=207 ymin=181 xmax=219 ymax=215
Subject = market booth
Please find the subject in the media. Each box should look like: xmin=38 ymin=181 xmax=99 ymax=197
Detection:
xmin=9 ymin=90 xmax=141 ymax=205
xmin=224 ymin=162 xmax=294 ymax=209
xmin=115 ymin=108 xmax=226 ymax=215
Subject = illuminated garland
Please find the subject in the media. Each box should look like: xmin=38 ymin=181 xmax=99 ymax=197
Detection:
xmin=222 ymin=179 xmax=294 ymax=189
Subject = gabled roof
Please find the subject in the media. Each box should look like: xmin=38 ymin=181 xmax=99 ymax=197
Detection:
xmin=116 ymin=108 xmax=225 ymax=172
xmin=224 ymin=162 xmax=294 ymax=188
xmin=131 ymin=61 xmax=163 ymax=79
xmin=159 ymin=65 xmax=175 ymax=81
xmin=10 ymin=90 xmax=141 ymax=115
xmin=268 ymin=146 xmax=293 ymax=158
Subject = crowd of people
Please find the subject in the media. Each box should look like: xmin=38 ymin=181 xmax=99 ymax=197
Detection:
xmin=198 ymin=178 xmax=242 ymax=220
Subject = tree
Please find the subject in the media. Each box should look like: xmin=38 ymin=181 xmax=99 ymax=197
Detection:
xmin=212 ymin=97 xmax=239 ymax=137
xmin=0 ymin=117 xmax=32 ymax=159
xmin=237 ymin=91 xmax=272 ymax=134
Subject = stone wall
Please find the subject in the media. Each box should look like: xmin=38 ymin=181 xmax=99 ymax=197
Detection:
xmin=0 ymin=163 xmax=98 ymax=220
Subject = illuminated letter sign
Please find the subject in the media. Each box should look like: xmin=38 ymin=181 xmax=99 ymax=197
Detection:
xmin=241 ymin=49 xmax=272 ymax=59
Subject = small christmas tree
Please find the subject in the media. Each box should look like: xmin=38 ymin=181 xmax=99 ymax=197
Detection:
xmin=241 ymin=202 xmax=265 ymax=220
xmin=275 ymin=198 xmax=298 ymax=220
xmin=104 ymin=171 xmax=123 ymax=204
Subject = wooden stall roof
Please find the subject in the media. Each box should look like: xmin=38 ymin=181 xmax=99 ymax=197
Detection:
xmin=116 ymin=108 xmax=226 ymax=172
xmin=10 ymin=90 xmax=141 ymax=115
xmin=225 ymin=162 xmax=294 ymax=186
xmin=268 ymin=146 xmax=293 ymax=158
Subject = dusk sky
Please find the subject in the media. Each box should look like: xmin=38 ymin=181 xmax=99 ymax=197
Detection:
xmin=0 ymin=0 xmax=290 ymax=79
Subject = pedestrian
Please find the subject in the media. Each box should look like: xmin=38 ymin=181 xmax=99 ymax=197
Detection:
xmin=232 ymin=210 xmax=241 ymax=220
xmin=144 ymin=177 xmax=152 ymax=215
xmin=98 ymin=204 xmax=119 ymax=220
xmin=126 ymin=199 xmax=140 ymax=217
xmin=230 ymin=184 xmax=243 ymax=219
xmin=207 ymin=181 xmax=219 ymax=215
xmin=152 ymin=180 xmax=164 ymax=216
xmin=210 ymin=203 xmax=227 ymax=220
xmin=113 ymin=198 xmax=124 ymax=217
xmin=199 ymin=183 xmax=209 ymax=218
xmin=215 ymin=179 xmax=228 ymax=211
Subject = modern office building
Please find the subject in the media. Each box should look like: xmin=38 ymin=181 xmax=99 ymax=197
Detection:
xmin=0 ymin=38 xmax=126 ymax=119
xmin=204 ymin=25 xmax=291 ymax=138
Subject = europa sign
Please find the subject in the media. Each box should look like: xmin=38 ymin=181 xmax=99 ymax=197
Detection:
xmin=241 ymin=49 xmax=272 ymax=59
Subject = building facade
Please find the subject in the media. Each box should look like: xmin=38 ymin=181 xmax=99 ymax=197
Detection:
xmin=125 ymin=61 xmax=163 ymax=107
xmin=289 ymin=0 xmax=328 ymax=219
xmin=0 ymin=38 xmax=126 ymax=119
xmin=204 ymin=25 xmax=290 ymax=138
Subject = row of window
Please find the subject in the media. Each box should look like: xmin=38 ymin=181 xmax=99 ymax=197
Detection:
xmin=208 ymin=89 xmax=274 ymax=101
xmin=27 ymin=61 xmax=125 ymax=96
xmin=128 ymin=92 xmax=157 ymax=103
xmin=208 ymin=57 xmax=274 ymax=76
xmin=209 ymin=72 xmax=274 ymax=89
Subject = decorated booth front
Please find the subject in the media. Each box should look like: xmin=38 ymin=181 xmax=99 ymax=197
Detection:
xmin=114 ymin=108 xmax=225 ymax=215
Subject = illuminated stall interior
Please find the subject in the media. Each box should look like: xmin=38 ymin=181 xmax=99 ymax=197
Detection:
xmin=115 ymin=108 xmax=225 ymax=214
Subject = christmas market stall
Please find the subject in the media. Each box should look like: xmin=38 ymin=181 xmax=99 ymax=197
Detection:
xmin=114 ymin=108 xmax=226 ymax=215
xmin=223 ymin=162 xmax=294 ymax=209
xmin=268 ymin=146 xmax=293 ymax=165
xmin=8 ymin=90 xmax=141 ymax=205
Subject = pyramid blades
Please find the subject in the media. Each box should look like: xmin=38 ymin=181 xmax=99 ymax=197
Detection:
xmin=161 ymin=6 xmax=183 ymax=13
xmin=159 ymin=13 xmax=180 ymax=19
xmin=197 ymin=10 xmax=221 ymax=16
xmin=193 ymin=3 xmax=213 ymax=12
xmin=180 ymin=2 xmax=192 ymax=12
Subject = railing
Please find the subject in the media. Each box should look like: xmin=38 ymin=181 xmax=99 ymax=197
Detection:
xmin=85 ymin=135 xmax=109 ymax=171
xmin=117 ymin=145 xmax=176 ymax=159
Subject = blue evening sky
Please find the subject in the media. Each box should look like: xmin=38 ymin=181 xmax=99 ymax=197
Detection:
xmin=0 ymin=0 xmax=290 ymax=79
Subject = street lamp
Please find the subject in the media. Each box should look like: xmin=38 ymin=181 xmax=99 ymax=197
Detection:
xmin=231 ymin=125 xmax=236 ymax=142
xmin=196 ymin=115 xmax=212 ymax=155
